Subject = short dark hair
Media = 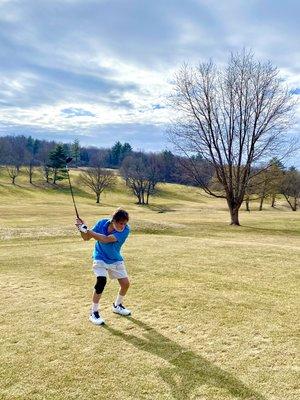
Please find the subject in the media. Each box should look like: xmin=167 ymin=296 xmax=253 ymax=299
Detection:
xmin=112 ymin=208 xmax=129 ymax=222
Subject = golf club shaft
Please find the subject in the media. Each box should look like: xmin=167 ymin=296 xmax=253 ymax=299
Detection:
xmin=66 ymin=167 xmax=80 ymax=219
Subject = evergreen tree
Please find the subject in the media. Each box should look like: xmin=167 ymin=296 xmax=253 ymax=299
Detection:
xmin=80 ymin=148 xmax=89 ymax=166
xmin=48 ymin=144 xmax=68 ymax=184
xmin=72 ymin=138 xmax=80 ymax=167
xmin=121 ymin=142 xmax=132 ymax=163
xmin=110 ymin=141 xmax=123 ymax=167
xmin=162 ymin=150 xmax=175 ymax=182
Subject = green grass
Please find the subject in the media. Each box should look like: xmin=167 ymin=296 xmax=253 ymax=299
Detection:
xmin=0 ymin=169 xmax=299 ymax=400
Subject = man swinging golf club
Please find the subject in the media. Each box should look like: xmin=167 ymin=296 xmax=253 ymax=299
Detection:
xmin=76 ymin=209 xmax=131 ymax=326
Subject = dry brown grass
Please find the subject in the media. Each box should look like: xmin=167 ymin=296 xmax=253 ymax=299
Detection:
xmin=0 ymin=169 xmax=299 ymax=399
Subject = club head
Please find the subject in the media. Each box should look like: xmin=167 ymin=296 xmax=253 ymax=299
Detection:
xmin=66 ymin=157 xmax=73 ymax=164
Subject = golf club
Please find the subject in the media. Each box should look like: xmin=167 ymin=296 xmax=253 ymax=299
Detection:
xmin=65 ymin=157 xmax=87 ymax=233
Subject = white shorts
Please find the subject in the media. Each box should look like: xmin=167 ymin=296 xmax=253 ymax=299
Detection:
xmin=92 ymin=259 xmax=128 ymax=280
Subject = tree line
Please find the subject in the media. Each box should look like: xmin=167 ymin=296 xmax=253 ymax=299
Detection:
xmin=0 ymin=134 xmax=299 ymax=211
xmin=0 ymin=135 xmax=204 ymax=185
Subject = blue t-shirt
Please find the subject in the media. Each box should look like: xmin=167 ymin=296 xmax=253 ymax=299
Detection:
xmin=92 ymin=218 xmax=130 ymax=264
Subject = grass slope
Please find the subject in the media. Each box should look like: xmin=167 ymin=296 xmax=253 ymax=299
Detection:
xmin=0 ymin=169 xmax=299 ymax=400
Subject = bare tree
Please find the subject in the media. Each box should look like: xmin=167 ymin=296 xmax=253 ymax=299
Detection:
xmin=41 ymin=164 xmax=52 ymax=183
xmin=120 ymin=155 xmax=149 ymax=205
xmin=281 ymin=167 xmax=300 ymax=211
xmin=78 ymin=167 xmax=116 ymax=203
xmin=170 ymin=50 xmax=297 ymax=225
xmin=253 ymin=162 xmax=285 ymax=210
xmin=145 ymin=154 xmax=165 ymax=204
xmin=6 ymin=165 xmax=19 ymax=184
xmin=249 ymin=167 xmax=273 ymax=211
xmin=120 ymin=153 xmax=164 ymax=205
xmin=4 ymin=140 xmax=22 ymax=184
xmin=24 ymin=137 xmax=40 ymax=184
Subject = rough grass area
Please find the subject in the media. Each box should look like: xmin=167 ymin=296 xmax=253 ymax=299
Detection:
xmin=0 ymin=169 xmax=299 ymax=400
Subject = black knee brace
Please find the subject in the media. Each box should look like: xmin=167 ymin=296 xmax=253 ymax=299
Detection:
xmin=94 ymin=276 xmax=107 ymax=294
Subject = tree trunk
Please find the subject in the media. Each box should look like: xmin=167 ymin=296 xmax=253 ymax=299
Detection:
xmin=293 ymin=197 xmax=297 ymax=211
xmin=96 ymin=193 xmax=100 ymax=203
xmin=12 ymin=176 xmax=16 ymax=185
xmin=228 ymin=204 xmax=240 ymax=226
xmin=53 ymin=169 xmax=57 ymax=184
xmin=259 ymin=196 xmax=264 ymax=211
xmin=227 ymin=196 xmax=241 ymax=226
xmin=29 ymin=162 xmax=34 ymax=184
xmin=245 ymin=197 xmax=250 ymax=212
xmin=29 ymin=168 xmax=33 ymax=184
xmin=141 ymin=190 xmax=145 ymax=205
xmin=283 ymin=194 xmax=297 ymax=211
xmin=146 ymin=187 xmax=150 ymax=205
xmin=271 ymin=194 xmax=276 ymax=208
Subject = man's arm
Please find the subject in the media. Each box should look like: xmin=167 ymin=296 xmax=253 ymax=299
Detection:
xmin=87 ymin=230 xmax=117 ymax=243
xmin=80 ymin=231 xmax=92 ymax=241
xmin=76 ymin=218 xmax=117 ymax=243
xmin=78 ymin=229 xmax=116 ymax=243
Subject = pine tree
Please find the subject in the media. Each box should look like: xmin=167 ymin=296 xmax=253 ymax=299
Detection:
xmin=110 ymin=141 xmax=123 ymax=167
xmin=121 ymin=142 xmax=132 ymax=163
xmin=48 ymin=144 xmax=68 ymax=184
xmin=72 ymin=138 xmax=80 ymax=167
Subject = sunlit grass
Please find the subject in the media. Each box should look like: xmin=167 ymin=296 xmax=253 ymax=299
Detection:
xmin=0 ymin=167 xmax=299 ymax=399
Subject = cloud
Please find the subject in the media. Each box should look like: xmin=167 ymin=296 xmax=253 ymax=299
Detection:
xmin=0 ymin=0 xmax=299 ymax=164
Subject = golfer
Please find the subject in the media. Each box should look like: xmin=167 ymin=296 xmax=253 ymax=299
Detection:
xmin=76 ymin=208 xmax=131 ymax=325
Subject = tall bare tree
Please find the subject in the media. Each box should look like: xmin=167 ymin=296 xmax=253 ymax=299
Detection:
xmin=78 ymin=167 xmax=116 ymax=203
xmin=170 ymin=50 xmax=296 ymax=225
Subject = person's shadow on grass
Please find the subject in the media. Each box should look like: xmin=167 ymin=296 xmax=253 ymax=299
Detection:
xmin=104 ymin=318 xmax=266 ymax=400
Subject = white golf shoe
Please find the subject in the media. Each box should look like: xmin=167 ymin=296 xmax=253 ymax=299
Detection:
xmin=112 ymin=303 xmax=131 ymax=316
xmin=89 ymin=311 xmax=105 ymax=325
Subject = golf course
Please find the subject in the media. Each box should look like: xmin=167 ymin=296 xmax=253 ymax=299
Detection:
xmin=0 ymin=168 xmax=299 ymax=400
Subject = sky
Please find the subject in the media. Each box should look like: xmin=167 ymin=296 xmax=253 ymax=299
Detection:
xmin=0 ymin=0 xmax=299 ymax=165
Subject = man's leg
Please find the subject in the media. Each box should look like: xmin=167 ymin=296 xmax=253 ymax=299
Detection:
xmin=109 ymin=262 xmax=131 ymax=316
xmin=112 ymin=277 xmax=131 ymax=316
xmin=115 ymin=277 xmax=130 ymax=306
xmin=90 ymin=266 xmax=107 ymax=325
xmin=92 ymin=276 xmax=107 ymax=311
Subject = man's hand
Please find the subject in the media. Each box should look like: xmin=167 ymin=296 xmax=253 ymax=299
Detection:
xmin=76 ymin=217 xmax=85 ymax=226
xmin=75 ymin=218 xmax=88 ymax=234
xmin=78 ymin=224 xmax=88 ymax=233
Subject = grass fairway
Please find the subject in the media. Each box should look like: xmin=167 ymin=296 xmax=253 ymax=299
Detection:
xmin=0 ymin=170 xmax=299 ymax=400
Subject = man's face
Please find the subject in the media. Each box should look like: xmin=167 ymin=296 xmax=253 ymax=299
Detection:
xmin=113 ymin=219 xmax=127 ymax=232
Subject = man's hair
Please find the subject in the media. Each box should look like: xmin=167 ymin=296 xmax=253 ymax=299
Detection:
xmin=112 ymin=208 xmax=129 ymax=222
